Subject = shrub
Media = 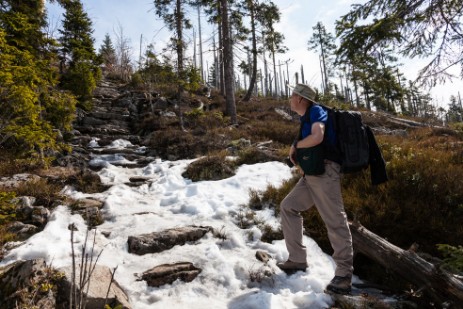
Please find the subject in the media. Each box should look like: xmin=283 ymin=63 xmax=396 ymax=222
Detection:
xmin=0 ymin=191 xmax=17 ymax=225
xmin=66 ymin=170 xmax=109 ymax=194
xmin=13 ymin=178 xmax=65 ymax=207
xmin=182 ymin=152 xmax=236 ymax=181
xmin=343 ymin=129 xmax=463 ymax=255
xmin=437 ymin=244 xmax=463 ymax=275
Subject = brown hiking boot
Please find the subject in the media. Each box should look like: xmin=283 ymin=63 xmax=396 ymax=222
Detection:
xmin=326 ymin=275 xmax=352 ymax=294
xmin=276 ymin=260 xmax=308 ymax=273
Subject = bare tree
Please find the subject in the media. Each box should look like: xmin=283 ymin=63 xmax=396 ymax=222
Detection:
xmin=114 ymin=22 xmax=132 ymax=82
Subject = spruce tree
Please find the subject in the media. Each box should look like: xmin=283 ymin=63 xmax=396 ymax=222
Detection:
xmin=336 ymin=0 xmax=463 ymax=86
xmin=58 ymin=0 xmax=101 ymax=111
xmin=99 ymin=33 xmax=117 ymax=76
xmin=308 ymin=22 xmax=336 ymax=94
xmin=258 ymin=2 xmax=287 ymax=98
xmin=153 ymin=0 xmax=193 ymax=99
xmin=0 ymin=1 xmax=76 ymax=162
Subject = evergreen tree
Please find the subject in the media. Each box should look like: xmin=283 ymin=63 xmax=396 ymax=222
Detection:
xmin=139 ymin=43 xmax=176 ymax=86
xmin=58 ymin=0 xmax=101 ymax=111
xmin=1 ymin=0 xmax=47 ymax=53
xmin=258 ymin=2 xmax=287 ymax=98
xmin=448 ymin=96 xmax=463 ymax=123
xmin=336 ymin=17 xmax=412 ymax=112
xmin=153 ymin=0 xmax=193 ymax=99
xmin=99 ymin=33 xmax=117 ymax=75
xmin=336 ymin=0 xmax=463 ymax=86
xmin=308 ymin=22 xmax=336 ymax=94
xmin=0 ymin=1 xmax=76 ymax=162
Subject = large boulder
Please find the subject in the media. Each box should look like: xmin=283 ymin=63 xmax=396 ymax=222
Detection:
xmin=128 ymin=225 xmax=212 ymax=255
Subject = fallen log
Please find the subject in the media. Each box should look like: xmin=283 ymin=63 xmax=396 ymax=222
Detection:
xmin=349 ymin=221 xmax=463 ymax=306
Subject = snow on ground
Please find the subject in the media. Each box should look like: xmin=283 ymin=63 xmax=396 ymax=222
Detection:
xmin=1 ymin=141 xmax=341 ymax=308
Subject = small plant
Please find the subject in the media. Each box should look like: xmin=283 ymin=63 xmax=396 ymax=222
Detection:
xmin=213 ymin=225 xmax=228 ymax=242
xmin=437 ymin=244 xmax=463 ymax=275
xmin=260 ymin=224 xmax=283 ymax=243
xmin=69 ymin=224 xmax=118 ymax=309
xmin=235 ymin=204 xmax=258 ymax=229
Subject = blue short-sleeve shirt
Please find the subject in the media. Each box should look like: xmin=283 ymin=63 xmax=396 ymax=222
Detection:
xmin=300 ymin=105 xmax=336 ymax=146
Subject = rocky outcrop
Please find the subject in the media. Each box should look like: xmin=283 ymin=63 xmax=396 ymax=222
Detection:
xmin=139 ymin=262 xmax=201 ymax=288
xmin=0 ymin=259 xmax=131 ymax=309
xmin=57 ymin=265 xmax=131 ymax=309
xmin=127 ymin=226 xmax=212 ymax=255
xmin=70 ymin=198 xmax=105 ymax=227
xmin=0 ymin=259 xmax=57 ymax=309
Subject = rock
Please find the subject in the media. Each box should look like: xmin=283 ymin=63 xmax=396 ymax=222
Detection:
xmin=255 ymin=251 xmax=271 ymax=264
xmin=127 ymin=226 xmax=212 ymax=255
xmin=0 ymin=259 xmax=56 ymax=309
xmin=139 ymin=262 xmax=201 ymax=287
xmin=71 ymin=198 xmax=104 ymax=227
xmin=13 ymin=197 xmax=35 ymax=221
xmin=93 ymin=85 xmax=120 ymax=99
xmin=6 ymin=221 xmax=39 ymax=239
xmin=72 ymin=198 xmax=104 ymax=210
xmin=0 ymin=173 xmax=41 ymax=189
xmin=128 ymin=176 xmax=152 ymax=183
xmin=57 ymin=265 xmax=131 ymax=309
xmin=274 ymin=108 xmax=293 ymax=121
xmin=31 ymin=206 xmax=50 ymax=226
xmin=82 ymin=116 xmax=107 ymax=126
xmin=11 ymin=196 xmax=36 ymax=207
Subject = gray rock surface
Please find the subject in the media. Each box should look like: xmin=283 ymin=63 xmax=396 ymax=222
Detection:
xmin=128 ymin=225 xmax=212 ymax=255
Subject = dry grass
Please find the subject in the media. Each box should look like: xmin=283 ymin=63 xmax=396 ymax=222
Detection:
xmin=182 ymin=152 xmax=236 ymax=182
xmin=244 ymin=126 xmax=463 ymax=260
xmin=343 ymin=128 xmax=463 ymax=255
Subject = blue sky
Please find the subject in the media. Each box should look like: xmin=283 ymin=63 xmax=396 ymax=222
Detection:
xmin=45 ymin=0 xmax=462 ymax=107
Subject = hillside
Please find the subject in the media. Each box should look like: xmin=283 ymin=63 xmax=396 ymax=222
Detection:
xmin=0 ymin=79 xmax=462 ymax=308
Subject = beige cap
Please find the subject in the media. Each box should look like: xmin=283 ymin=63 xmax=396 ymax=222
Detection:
xmin=292 ymin=84 xmax=317 ymax=102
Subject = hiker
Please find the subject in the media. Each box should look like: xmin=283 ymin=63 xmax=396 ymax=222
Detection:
xmin=277 ymin=83 xmax=354 ymax=294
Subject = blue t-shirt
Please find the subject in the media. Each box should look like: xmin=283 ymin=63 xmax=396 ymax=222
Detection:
xmin=300 ymin=105 xmax=336 ymax=147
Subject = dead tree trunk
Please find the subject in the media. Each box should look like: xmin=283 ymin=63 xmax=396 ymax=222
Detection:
xmin=350 ymin=221 xmax=463 ymax=306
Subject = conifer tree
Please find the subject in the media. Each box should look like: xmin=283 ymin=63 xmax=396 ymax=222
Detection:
xmin=236 ymin=0 xmax=273 ymax=102
xmin=0 ymin=1 xmax=76 ymax=162
xmin=58 ymin=0 xmax=101 ymax=111
xmin=153 ymin=0 xmax=192 ymax=99
xmin=99 ymin=33 xmax=117 ymax=76
xmin=308 ymin=22 xmax=336 ymax=94
xmin=336 ymin=0 xmax=463 ymax=86
xmin=258 ymin=2 xmax=287 ymax=98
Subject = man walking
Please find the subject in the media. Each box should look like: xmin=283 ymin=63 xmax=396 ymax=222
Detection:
xmin=277 ymin=84 xmax=354 ymax=294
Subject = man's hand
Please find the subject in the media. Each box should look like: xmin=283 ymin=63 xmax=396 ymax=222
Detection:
xmin=289 ymin=145 xmax=297 ymax=165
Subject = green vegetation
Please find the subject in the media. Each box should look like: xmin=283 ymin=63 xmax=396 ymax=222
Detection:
xmin=58 ymin=0 xmax=101 ymax=111
xmin=0 ymin=1 xmax=462 ymax=306
xmin=182 ymin=152 xmax=236 ymax=181
xmin=437 ymin=244 xmax=463 ymax=275
xmin=0 ymin=192 xmax=17 ymax=225
xmin=246 ymin=127 xmax=463 ymax=269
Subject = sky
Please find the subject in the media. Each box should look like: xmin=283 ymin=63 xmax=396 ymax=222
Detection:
xmin=44 ymin=0 xmax=463 ymax=107
xmin=2 ymin=139 xmax=338 ymax=308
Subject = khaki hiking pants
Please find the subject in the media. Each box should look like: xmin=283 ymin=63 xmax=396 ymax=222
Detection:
xmin=280 ymin=161 xmax=354 ymax=277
